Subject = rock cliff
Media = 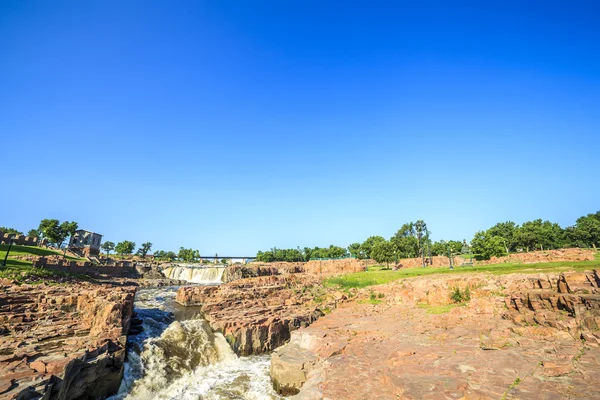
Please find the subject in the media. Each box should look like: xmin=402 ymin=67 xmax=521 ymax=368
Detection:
xmin=176 ymin=275 xmax=342 ymax=356
xmin=0 ymin=282 xmax=135 ymax=399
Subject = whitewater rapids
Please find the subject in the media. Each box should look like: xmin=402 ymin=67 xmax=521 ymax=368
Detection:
xmin=109 ymin=287 xmax=281 ymax=400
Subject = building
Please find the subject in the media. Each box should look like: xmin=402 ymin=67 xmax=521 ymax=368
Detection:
xmin=69 ymin=230 xmax=103 ymax=256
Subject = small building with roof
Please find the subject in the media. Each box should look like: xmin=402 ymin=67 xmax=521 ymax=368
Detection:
xmin=69 ymin=230 xmax=103 ymax=256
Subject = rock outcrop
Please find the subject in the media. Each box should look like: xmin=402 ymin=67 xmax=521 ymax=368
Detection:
xmin=0 ymin=282 xmax=135 ymax=399
xmin=221 ymin=264 xmax=281 ymax=283
xmin=176 ymin=275 xmax=342 ymax=356
xmin=505 ymin=270 xmax=600 ymax=345
xmin=303 ymin=259 xmax=366 ymax=275
xmin=271 ymin=270 xmax=600 ymax=399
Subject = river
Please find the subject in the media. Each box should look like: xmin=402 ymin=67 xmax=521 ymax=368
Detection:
xmin=108 ymin=285 xmax=283 ymax=400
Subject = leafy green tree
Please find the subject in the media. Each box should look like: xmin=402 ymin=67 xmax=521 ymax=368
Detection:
xmin=431 ymin=240 xmax=462 ymax=256
xmin=471 ymin=231 xmax=506 ymax=260
xmin=487 ymin=221 xmax=518 ymax=253
xmin=361 ymin=236 xmax=386 ymax=259
xmin=568 ymin=211 xmax=600 ymax=248
xmin=221 ymin=258 xmax=228 ymax=264
xmin=137 ymin=242 xmax=153 ymax=258
xmin=371 ymin=240 xmax=397 ymax=266
xmin=38 ymin=219 xmax=78 ymax=248
xmin=178 ymin=247 xmax=200 ymax=262
xmin=27 ymin=228 xmax=41 ymax=238
xmin=1 ymin=227 xmax=23 ymax=235
xmin=154 ymin=250 xmax=177 ymax=260
xmin=101 ymin=241 xmax=115 ymax=256
xmin=347 ymin=242 xmax=362 ymax=258
xmin=515 ymin=219 xmax=564 ymax=251
xmin=115 ymin=241 xmax=136 ymax=256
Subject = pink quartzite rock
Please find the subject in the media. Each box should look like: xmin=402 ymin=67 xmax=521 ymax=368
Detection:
xmin=0 ymin=281 xmax=135 ymax=400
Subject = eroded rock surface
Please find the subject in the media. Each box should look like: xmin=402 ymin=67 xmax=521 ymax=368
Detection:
xmin=272 ymin=270 xmax=600 ymax=399
xmin=0 ymin=282 xmax=135 ymax=399
xmin=176 ymin=275 xmax=343 ymax=356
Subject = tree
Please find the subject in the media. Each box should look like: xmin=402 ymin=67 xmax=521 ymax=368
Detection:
xmin=137 ymin=242 xmax=153 ymax=258
xmin=154 ymin=250 xmax=177 ymax=261
xmin=361 ymin=236 xmax=386 ymax=259
xmin=568 ymin=211 xmax=600 ymax=249
xmin=101 ymin=241 xmax=115 ymax=257
xmin=515 ymin=219 xmax=563 ymax=251
xmin=38 ymin=219 xmax=78 ymax=248
xmin=431 ymin=240 xmax=462 ymax=256
xmin=347 ymin=242 xmax=362 ymax=258
xmin=221 ymin=258 xmax=228 ymax=264
xmin=470 ymin=231 xmax=506 ymax=260
xmin=115 ymin=241 xmax=136 ymax=256
xmin=27 ymin=229 xmax=41 ymax=238
xmin=178 ymin=247 xmax=200 ymax=262
xmin=0 ymin=227 xmax=23 ymax=235
xmin=487 ymin=221 xmax=518 ymax=253
xmin=371 ymin=240 xmax=397 ymax=266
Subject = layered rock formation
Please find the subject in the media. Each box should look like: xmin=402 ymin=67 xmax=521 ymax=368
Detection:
xmin=505 ymin=270 xmax=600 ymax=345
xmin=221 ymin=264 xmax=281 ymax=283
xmin=303 ymin=259 xmax=366 ymax=275
xmin=176 ymin=275 xmax=343 ymax=356
xmin=0 ymin=282 xmax=135 ymax=399
xmin=271 ymin=270 xmax=600 ymax=399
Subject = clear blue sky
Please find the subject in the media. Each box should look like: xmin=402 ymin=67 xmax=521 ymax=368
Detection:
xmin=1 ymin=1 xmax=598 ymax=255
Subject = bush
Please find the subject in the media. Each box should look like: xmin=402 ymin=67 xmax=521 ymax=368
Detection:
xmin=450 ymin=286 xmax=471 ymax=303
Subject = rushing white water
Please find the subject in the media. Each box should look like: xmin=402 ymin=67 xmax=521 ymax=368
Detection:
xmin=109 ymin=287 xmax=282 ymax=400
xmin=162 ymin=265 xmax=225 ymax=284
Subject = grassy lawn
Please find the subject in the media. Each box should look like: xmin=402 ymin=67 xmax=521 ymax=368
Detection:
xmin=0 ymin=244 xmax=89 ymax=283
xmin=325 ymin=258 xmax=600 ymax=289
xmin=0 ymin=244 xmax=86 ymax=262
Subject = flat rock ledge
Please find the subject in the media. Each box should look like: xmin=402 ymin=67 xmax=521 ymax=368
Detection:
xmin=271 ymin=270 xmax=600 ymax=399
xmin=0 ymin=282 xmax=135 ymax=400
xmin=176 ymin=274 xmax=344 ymax=356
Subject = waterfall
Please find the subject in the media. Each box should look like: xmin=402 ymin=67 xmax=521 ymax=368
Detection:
xmin=162 ymin=265 xmax=225 ymax=284
xmin=109 ymin=287 xmax=282 ymax=400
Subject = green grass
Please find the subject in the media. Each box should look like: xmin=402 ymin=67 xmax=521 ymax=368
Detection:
xmin=358 ymin=298 xmax=383 ymax=305
xmin=0 ymin=244 xmax=86 ymax=262
xmin=417 ymin=303 xmax=459 ymax=314
xmin=0 ymin=244 xmax=88 ymax=283
xmin=325 ymin=259 xmax=600 ymax=289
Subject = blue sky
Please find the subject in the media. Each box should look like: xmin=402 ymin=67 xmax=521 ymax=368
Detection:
xmin=1 ymin=1 xmax=598 ymax=255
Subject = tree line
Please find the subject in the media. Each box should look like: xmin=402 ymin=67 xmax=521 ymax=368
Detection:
xmin=255 ymin=211 xmax=600 ymax=264
xmin=255 ymin=245 xmax=347 ymax=262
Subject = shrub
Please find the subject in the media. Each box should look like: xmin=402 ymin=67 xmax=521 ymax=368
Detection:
xmin=450 ymin=286 xmax=471 ymax=303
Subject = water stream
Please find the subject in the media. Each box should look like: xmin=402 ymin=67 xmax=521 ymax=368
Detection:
xmin=109 ymin=286 xmax=282 ymax=400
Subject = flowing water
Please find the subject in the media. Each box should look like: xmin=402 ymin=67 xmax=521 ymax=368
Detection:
xmin=109 ymin=287 xmax=282 ymax=400
xmin=162 ymin=265 xmax=226 ymax=284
